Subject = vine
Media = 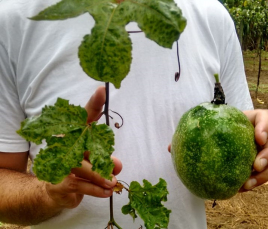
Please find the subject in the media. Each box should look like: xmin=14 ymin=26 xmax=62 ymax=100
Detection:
xmin=17 ymin=0 xmax=187 ymax=228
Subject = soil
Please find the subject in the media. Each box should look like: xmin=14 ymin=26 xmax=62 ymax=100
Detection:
xmin=1 ymin=51 xmax=268 ymax=229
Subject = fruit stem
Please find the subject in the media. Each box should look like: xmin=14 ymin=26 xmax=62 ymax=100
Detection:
xmin=214 ymin=73 xmax=220 ymax=83
xmin=211 ymin=74 xmax=225 ymax=105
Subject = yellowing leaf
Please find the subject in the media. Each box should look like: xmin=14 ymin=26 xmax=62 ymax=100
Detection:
xmin=114 ymin=182 xmax=125 ymax=194
xmin=257 ymin=98 xmax=265 ymax=104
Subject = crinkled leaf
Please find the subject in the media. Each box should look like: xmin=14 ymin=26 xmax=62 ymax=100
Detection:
xmin=29 ymin=0 xmax=95 ymax=20
xmin=86 ymin=122 xmax=115 ymax=179
xmin=17 ymin=98 xmax=88 ymax=145
xmin=78 ymin=18 xmax=132 ymax=89
xmin=33 ymin=130 xmax=86 ymax=184
xmin=122 ymin=178 xmax=171 ymax=229
xmin=17 ymin=98 xmax=115 ymax=183
xmin=119 ymin=0 xmax=187 ymax=48
xmin=30 ymin=0 xmax=186 ymax=88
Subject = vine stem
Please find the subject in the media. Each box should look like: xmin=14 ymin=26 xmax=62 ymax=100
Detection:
xmin=104 ymin=82 xmax=113 ymax=222
xmin=104 ymin=82 xmax=110 ymax=126
xmin=103 ymin=82 xmax=122 ymax=229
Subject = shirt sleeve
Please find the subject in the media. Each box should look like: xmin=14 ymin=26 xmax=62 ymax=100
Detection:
xmin=218 ymin=8 xmax=254 ymax=111
xmin=0 ymin=42 xmax=29 ymax=152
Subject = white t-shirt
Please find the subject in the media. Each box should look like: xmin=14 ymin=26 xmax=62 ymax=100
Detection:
xmin=0 ymin=0 xmax=253 ymax=228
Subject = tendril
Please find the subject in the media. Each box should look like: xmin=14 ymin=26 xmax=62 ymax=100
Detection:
xmin=110 ymin=109 xmax=124 ymax=129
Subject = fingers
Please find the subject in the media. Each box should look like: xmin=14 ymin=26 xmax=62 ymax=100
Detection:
xmin=242 ymin=110 xmax=268 ymax=190
xmin=71 ymin=160 xmax=117 ymax=190
xmin=112 ymin=156 xmax=123 ymax=176
xmin=53 ymin=174 xmax=114 ymax=197
xmin=46 ymin=156 xmax=122 ymax=209
xmin=85 ymin=86 xmax=106 ymax=123
xmin=244 ymin=109 xmax=268 ymax=146
xmin=252 ymin=145 xmax=268 ymax=172
xmin=243 ymin=146 xmax=268 ymax=190
xmin=46 ymin=174 xmax=114 ymax=209
xmin=243 ymin=169 xmax=268 ymax=191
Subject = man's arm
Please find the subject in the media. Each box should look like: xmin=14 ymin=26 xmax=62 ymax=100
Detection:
xmin=0 ymin=87 xmax=122 ymax=226
xmin=0 ymin=151 xmax=63 ymax=225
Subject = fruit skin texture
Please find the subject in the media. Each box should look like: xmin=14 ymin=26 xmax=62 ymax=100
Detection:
xmin=171 ymin=102 xmax=257 ymax=200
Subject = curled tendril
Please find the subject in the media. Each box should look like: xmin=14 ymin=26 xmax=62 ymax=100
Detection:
xmin=109 ymin=110 xmax=124 ymax=129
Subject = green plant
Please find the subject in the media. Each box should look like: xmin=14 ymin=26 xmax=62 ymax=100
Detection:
xmin=221 ymin=0 xmax=268 ymax=96
xmin=17 ymin=0 xmax=187 ymax=228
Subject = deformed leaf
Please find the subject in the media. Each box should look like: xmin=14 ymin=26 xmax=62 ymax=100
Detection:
xmin=17 ymin=98 xmax=115 ymax=183
xmin=33 ymin=130 xmax=86 ymax=184
xmin=122 ymin=178 xmax=171 ymax=229
xmin=17 ymin=98 xmax=88 ymax=145
xmin=119 ymin=0 xmax=187 ymax=48
xmin=30 ymin=0 xmax=94 ymax=20
xmin=86 ymin=122 xmax=115 ymax=180
xmin=30 ymin=0 xmax=187 ymax=88
xmin=114 ymin=182 xmax=125 ymax=194
xmin=122 ymin=204 xmax=138 ymax=220
xmin=78 ymin=25 xmax=132 ymax=89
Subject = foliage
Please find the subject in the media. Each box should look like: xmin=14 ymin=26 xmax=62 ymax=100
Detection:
xmin=220 ymin=0 xmax=268 ymax=50
xmin=17 ymin=99 xmax=172 ymax=228
xmin=17 ymin=0 xmax=187 ymax=227
xmin=17 ymin=98 xmax=115 ymax=183
xmin=220 ymin=0 xmax=268 ymax=96
xmin=122 ymin=179 xmax=171 ymax=229
xmin=31 ymin=0 xmax=186 ymax=88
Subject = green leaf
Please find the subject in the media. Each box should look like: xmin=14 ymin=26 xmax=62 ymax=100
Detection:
xmin=17 ymin=98 xmax=88 ymax=145
xmin=86 ymin=122 xmax=115 ymax=179
xmin=122 ymin=178 xmax=171 ymax=229
xmin=30 ymin=0 xmax=186 ymax=88
xmin=30 ymin=0 xmax=94 ymax=20
xmin=78 ymin=12 xmax=132 ymax=89
xmin=17 ymin=98 xmax=115 ymax=183
xmin=120 ymin=0 xmax=187 ymax=48
xmin=33 ymin=130 xmax=86 ymax=184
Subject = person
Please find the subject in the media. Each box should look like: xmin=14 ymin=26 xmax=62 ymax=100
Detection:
xmin=0 ymin=0 xmax=268 ymax=228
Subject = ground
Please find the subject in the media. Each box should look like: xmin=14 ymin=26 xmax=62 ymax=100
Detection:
xmin=244 ymin=50 xmax=268 ymax=110
xmin=1 ymin=51 xmax=268 ymax=229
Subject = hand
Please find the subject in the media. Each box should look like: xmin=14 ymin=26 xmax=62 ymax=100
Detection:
xmin=45 ymin=86 xmax=123 ymax=209
xmin=242 ymin=109 xmax=268 ymax=191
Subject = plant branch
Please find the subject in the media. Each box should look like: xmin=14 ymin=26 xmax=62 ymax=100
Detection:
xmin=104 ymin=82 xmax=110 ymax=126
xmin=104 ymin=82 xmax=113 ymax=223
xmin=103 ymin=82 xmax=122 ymax=229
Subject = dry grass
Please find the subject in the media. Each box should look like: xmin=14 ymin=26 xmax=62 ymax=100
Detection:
xmin=205 ymin=183 xmax=268 ymax=229
xmin=0 ymin=225 xmax=29 ymax=229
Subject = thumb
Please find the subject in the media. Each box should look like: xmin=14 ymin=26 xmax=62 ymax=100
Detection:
xmin=243 ymin=110 xmax=268 ymax=146
xmin=85 ymin=86 xmax=106 ymax=123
